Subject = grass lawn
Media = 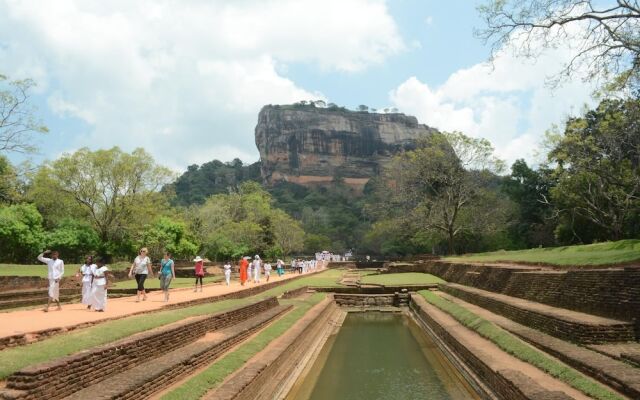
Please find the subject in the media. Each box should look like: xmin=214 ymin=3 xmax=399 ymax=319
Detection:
xmin=419 ymin=290 xmax=623 ymax=400
xmin=161 ymin=292 xmax=326 ymax=400
xmin=0 ymin=261 xmax=131 ymax=277
xmin=360 ymin=272 xmax=445 ymax=286
xmin=0 ymin=269 xmax=345 ymax=379
xmin=446 ymin=239 xmax=640 ymax=266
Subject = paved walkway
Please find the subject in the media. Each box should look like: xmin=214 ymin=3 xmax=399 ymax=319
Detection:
xmin=0 ymin=271 xmax=318 ymax=339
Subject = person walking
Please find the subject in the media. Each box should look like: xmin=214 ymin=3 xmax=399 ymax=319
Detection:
xmin=90 ymin=257 xmax=109 ymax=312
xmin=276 ymin=259 xmax=284 ymax=277
xmin=77 ymin=255 xmax=95 ymax=309
xmin=128 ymin=248 xmax=153 ymax=302
xmin=252 ymin=255 xmax=262 ymax=283
xmin=193 ymin=256 xmax=205 ymax=292
xmin=263 ymin=261 xmax=272 ymax=282
xmin=239 ymin=256 xmax=249 ymax=286
xmin=37 ymin=250 xmax=65 ymax=312
xmin=223 ymin=261 xmax=232 ymax=286
xmin=159 ymin=252 xmax=175 ymax=302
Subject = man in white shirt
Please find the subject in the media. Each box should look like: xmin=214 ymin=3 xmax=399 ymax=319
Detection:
xmin=37 ymin=250 xmax=65 ymax=312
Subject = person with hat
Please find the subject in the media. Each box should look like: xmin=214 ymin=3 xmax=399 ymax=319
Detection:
xmin=193 ymin=256 xmax=205 ymax=292
xmin=252 ymin=255 xmax=262 ymax=283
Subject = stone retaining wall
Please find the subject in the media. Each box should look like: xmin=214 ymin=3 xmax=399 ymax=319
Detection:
xmin=410 ymin=295 xmax=572 ymax=400
xmin=333 ymin=293 xmax=395 ymax=307
xmin=0 ymin=297 xmax=279 ymax=400
xmin=441 ymin=284 xmax=635 ymax=344
xmin=281 ymin=286 xmax=309 ymax=299
xmin=395 ymin=261 xmax=640 ymax=322
xmin=0 ymin=271 xmax=320 ymax=351
xmin=0 ymin=276 xmax=48 ymax=292
xmin=207 ymin=298 xmax=337 ymax=400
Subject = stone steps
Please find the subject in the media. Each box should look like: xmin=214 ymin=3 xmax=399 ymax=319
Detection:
xmin=0 ymin=297 xmax=281 ymax=400
xmin=62 ymin=305 xmax=291 ymax=400
xmin=440 ymin=283 xmax=635 ymax=344
xmin=439 ymin=291 xmax=640 ymax=399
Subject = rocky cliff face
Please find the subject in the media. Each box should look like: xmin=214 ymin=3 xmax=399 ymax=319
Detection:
xmin=255 ymin=105 xmax=438 ymax=189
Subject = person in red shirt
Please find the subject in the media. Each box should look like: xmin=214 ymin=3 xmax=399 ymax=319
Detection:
xmin=193 ymin=256 xmax=205 ymax=292
xmin=239 ymin=257 xmax=249 ymax=286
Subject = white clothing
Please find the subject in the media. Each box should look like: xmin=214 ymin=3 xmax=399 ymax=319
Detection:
xmin=38 ymin=255 xmax=64 ymax=280
xmin=48 ymin=279 xmax=60 ymax=301
xmin=80 ymin=263 xmax=96 ymax=305
xmin=264 ymin=263 xmax=272 ymax=276
xmin=223 ymin=263 xmax=232 ymax=286
xmin=80 ymin=264 xmax=95 ymax=282
xmin=133 ymin=256 xmax=150 ymax=274
xmin=91 ymin=266 xmax=109 ymax=310
xmin=252 ymin=260 xmax=261 ymax=282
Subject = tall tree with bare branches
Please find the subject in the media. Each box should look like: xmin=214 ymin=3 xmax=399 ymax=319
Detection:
xmin=477 ymin=1 xmax=640 ymax=91
xmin=0 ymin=75 xmax=48 ymax=154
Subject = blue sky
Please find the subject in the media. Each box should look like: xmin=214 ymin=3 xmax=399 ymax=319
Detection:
xmin=1 ymin=0 xmax=596 ymax=171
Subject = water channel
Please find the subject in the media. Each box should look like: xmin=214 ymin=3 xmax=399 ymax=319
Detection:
xmin=286 ymin=312 xmax=481 ymax=400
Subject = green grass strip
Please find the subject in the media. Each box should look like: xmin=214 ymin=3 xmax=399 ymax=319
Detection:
xmin=360 ymin=272 xmax=445 ymax=286
xmin=0 ymin=270 xmax=343 ymax=379
xmin=161 ymin=292 xmax=326 ymax=400
xmin=446 ymin=239 xmax=640 ymax=266
xmin=419 ymin=290 xmax=624 ymax=400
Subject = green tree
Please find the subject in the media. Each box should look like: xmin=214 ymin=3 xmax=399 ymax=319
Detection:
xmin=271 ymin=209 xmax=304 ymax=257
xmin=44 ymin=218 xmax=100 ymax=262
xmin=135 ymin=216 xmax=198 ymax=261
xmin=477 ymin=1 xmax=640 ymax=91
xmin=29 ymin=147 xmax=174 ymax=255
xmin=0 ymin=75 xmax=48 ymax=154
xmin=548 ymin=98 xmax=640 ymax=240
xmin=0 ymin=203 xmax=44 ymax=262
xmin=0 ymin=156 xmax=20 ymax=204
xmin=381 ymin=132 xmax=505 ymax=254
xmin=501 ymin=159 xmax=556 ymax=247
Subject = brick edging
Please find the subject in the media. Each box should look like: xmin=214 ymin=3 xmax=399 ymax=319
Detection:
xmin=0 ymin=271 xmax=324 ymax=351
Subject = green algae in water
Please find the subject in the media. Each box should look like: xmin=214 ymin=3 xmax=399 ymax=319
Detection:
xmin=298 ymin=312 xmax=480 ymax=400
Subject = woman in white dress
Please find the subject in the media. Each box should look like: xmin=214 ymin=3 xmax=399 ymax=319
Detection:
xmin=252 ymin=255 xmax=261 ymax=283
xmin=223 ymin=261 xmax=232 ymax=286
xmin=91 ymin=258 xmax=109 ymax=312
xmin=77 ymin=255 xmax=95 ymax=309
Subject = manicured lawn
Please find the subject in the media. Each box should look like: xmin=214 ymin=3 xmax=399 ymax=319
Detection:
xmin=161 ymin=292 xmax=326 ymax=400
xmin=446 ymin=239 xmax=640 ymax=266
xmin=0 ymin=269 xmax=345 ymax=379
xmin=419 ymin=290 xmax=623 ymax=400
xmin=360 ymin=272 xmax=445 ymax=286
xmin=0 ymin=261 xmax=131 ymax=277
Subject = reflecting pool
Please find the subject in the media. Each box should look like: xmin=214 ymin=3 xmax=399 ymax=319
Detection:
xmin=287 ymin=312 xmax=480 ymax=400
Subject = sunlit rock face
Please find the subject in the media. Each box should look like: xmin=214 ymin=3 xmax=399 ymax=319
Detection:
xmin=255 ymin=105 xmax=438 ymax=190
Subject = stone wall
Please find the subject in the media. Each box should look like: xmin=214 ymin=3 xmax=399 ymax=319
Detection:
xmin=333 ymin=293 xmax=395 ymax=307
xmin=281 ymin=286 xmax=309 ymax=299
xmin=440 ymin=284 xmax=635 ymax=344
xmin=1 ymin=297 xmax=280 ymax=400
xmin=410 ymin=295 xmax=572 ymax=400
xmin=396 ymin=261 xmax=640 ymax=322
xmin=0 ymin=276 xmax=48 ymax=292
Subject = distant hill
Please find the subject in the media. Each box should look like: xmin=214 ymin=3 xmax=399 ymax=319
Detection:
xmin=168 ymin=159 xmax=261 ymax=206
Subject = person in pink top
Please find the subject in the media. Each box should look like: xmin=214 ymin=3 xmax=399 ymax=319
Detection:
xmin=193 ymin=256 xmax=205 ymax=292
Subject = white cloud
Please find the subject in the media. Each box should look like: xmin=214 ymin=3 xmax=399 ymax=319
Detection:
xmin=0 ymin=0 xmax=404 ymax=168
xmin=389 ymin=44 xmax=598 ymax=167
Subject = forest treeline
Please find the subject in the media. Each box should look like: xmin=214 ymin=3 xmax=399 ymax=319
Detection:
xmin=2 ymin=0 xmax=640 ymax=262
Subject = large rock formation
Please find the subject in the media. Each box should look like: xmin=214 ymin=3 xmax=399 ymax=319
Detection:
xmin=255 ymin=104 xmax=438 ymax=189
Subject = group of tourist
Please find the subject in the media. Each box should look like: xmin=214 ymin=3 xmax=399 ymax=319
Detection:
xmin=37 ymin=247 xmax=326 ymax=312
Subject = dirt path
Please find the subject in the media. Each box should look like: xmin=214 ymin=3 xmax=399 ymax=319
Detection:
xmin=0 ymin=270 xmax=320 ymax=339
